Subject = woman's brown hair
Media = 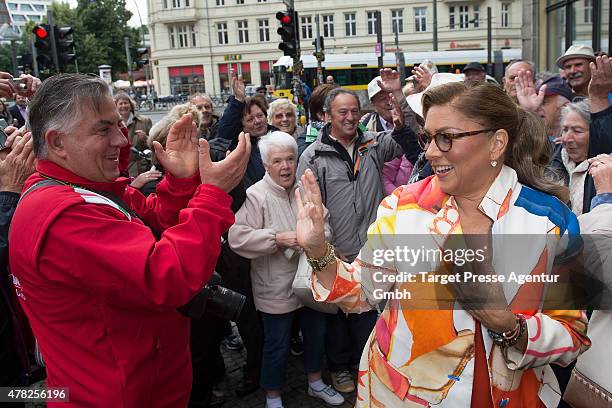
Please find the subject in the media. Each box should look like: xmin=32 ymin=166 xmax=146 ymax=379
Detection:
xmin=422 ymin=81 xmax=568 ymax=202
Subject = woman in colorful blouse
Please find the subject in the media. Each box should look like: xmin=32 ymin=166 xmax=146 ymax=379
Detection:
xmin=295 ymin=81 xmax=590 ymax=407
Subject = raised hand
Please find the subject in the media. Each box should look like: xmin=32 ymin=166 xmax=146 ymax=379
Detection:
xmin=230 ymin=68 xmax=246 ymax=102
xmin=0 ymin=72 xmax=18 ymax=99
xmin=377 ymin=68 xmax=402 ymax=95
xmin=295 ymin=169 xmax=327 ymax=258
xmin=515 ymin=69 xmax=545 ymax=112
xmin=152 ymin=114 xmax=199 ymax=178
xmin=588 ymin=55 xmax=612 ymax=113
xmin=412 ymin=65 xmax=432 ymax=92
xmin=198 ymin=131 xmax=251 ymax=192
xmin=130 ymin=169 xmax=163 ymax=189
xmin=390 ymin=93 xmax=405 ymax=131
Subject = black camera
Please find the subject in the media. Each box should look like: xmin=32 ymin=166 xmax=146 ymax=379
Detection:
xmin=177 ymin=272 xmax=245 ymax=321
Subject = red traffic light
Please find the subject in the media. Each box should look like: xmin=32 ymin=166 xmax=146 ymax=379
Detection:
xmin=276 ymin=11 xmax=292 ymax=25
xmin=33 ymin=26 xmax=48 ymax=39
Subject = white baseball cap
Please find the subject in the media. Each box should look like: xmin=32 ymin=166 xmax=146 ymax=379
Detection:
xmin=406 ymin=73 xmax=464 ymax=119
xmin=367 ymin=76 xmax=383 ymax=101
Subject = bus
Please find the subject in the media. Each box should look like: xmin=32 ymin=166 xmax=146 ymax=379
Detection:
xmin=272 ymin=48 xmax=522 ymax=100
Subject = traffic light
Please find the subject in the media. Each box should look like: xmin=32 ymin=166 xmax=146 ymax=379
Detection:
xmin=312 ymin=36 xmax=325 ymax=62
xmin=17 ymin=54 xmax=33 ymax=73
xmin=135 ymin=47 xmax=149 ymax=69
xmin=276 ymin=9 xmax=298 ymax=58
xmin=32 ymin=24 xmax=53 ymax=69
xmin=54 ymin=26 xmax=75 ymax=69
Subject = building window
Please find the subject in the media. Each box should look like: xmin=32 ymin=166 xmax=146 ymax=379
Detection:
xmin=171 ymin=0 xmax=181 ymax=7
xmin=237 ymin=20 xmax=249 ymax=43
xmin=449 ymin=6 xmax=455 ymax=29
xmin=185 ymin=0 xmax=190 ymax=5
xmin=216 ymin=0 xmax=224 ymax=5
xmin=367 ymin=11 xmax=378 ymax=35
xmin=473 ymin=5 xmax=480 ymax=27
xmin=219 ymin=63 xmax=251 ymax=92
xmin=7 ymin=3 xmax=17 ymax=11
xmin=217 ymin=22 xmax=228 ymax=44
xmin=345 ymin=12 xmax=356 ymax=36
xmin=169 ymin=65 xmax=205 ymax=95
xmin=501 ymin=3 xmax=510 ymax=27
xmin=584 ymin=0 xmax=593 ymax=23
xmin=301 ymin=16 xmax=313 ymax=39
xmin=177 ymin=25 xmax=188 ymax=47
xmin=33 ymin=4 xmax=45 ymax=11
xmin=258 ymin=0 xmax=267 ymax=2
xmin=20 ymin=3 xmax=34 ymax=11
xmin=169 ymin=27 xmax=175 ymax=48
xmin=237 ymin=0 xmax=244 ymax=3
xmin=163 ymin=0 xmax=168 ymax=7
xmin=190 ymin=24 xmax=197 ymax=46
xmin=323 ymin=14 xmax=334 ymax=38
xmin=414 ymin=7 xmax=426 ymax=32
xmin=391 ymin=9 xmax=403 ymax=34
xmin=258 ymin=19 xmax=270 ymax=42
xmin=459 ymin=5 xmax=469 ymax=29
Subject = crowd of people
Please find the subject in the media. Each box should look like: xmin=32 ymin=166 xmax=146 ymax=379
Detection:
xmin=0 ymin=42 xmax=610 ymax=408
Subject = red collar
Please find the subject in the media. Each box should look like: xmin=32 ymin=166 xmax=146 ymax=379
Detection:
xmin=34 ymin=160 xmax=130 ymax=196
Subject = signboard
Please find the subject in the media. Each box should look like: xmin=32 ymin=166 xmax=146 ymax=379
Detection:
xmin=224 ymin=54 xmax=242 ymax=61
xmin=375 ymin=43 xmax=382 ymax=58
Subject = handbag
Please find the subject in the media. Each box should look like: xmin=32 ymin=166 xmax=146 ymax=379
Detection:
xmin=563 ymin=368 xmax=612 ymax=408
xmin=291 ymin=252 xmax=338 ymax=314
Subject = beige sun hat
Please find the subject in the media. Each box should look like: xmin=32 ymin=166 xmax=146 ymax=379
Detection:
xmin=406 ymin=73 xmax=464 ymax=119
xmin=556 ymin=44 xmax=596 ymax=68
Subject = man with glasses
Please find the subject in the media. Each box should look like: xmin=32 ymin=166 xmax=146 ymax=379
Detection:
xmin=296 ymin=70 xmax=418 ymax=394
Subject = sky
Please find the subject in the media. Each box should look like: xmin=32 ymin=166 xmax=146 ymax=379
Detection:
xmin=64 ymin=0 xmax=148 ymax=27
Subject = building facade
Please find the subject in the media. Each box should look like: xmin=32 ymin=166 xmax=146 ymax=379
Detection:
xmin=6 ymin=0 xmax=52 ymax=33
xmin=148 ymin=0 xmax=523 ymax=96
xmin=521 ymin=0 xmax=609 ymax=71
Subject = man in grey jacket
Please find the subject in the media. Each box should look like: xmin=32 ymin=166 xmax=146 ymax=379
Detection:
xmin=296 ymin=69 xmax=419 ymax=393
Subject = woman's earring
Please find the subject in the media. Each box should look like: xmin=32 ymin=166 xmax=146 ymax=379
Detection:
xmin=490 ymin=160 xmax=498 ymax=168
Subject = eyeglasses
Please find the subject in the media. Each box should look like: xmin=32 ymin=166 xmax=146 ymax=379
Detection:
xmin=417 ymin=128 xmax=497 ymax=152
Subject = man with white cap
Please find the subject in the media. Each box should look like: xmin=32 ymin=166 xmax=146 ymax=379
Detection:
xmin=361 ymin=76 xmax=396 ymax=133
xmin=557 ymin=44 xmax=596 ymax=98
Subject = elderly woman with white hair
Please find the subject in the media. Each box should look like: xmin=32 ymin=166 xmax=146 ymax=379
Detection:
xmin=548 ymin=100 xmax=592 ymax=215
xmin=228 ymin=131 xmax=343 ymax=408
xmin=267 ymin=98 xmax=303 ymax=139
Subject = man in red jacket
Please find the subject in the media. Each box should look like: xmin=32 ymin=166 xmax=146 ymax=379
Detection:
xmin=9 ymin=74 xmax=251 ymax=407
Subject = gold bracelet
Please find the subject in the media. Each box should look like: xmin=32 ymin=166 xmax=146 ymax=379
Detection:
xmin=306 ymin=243 xmax=336 ymax=271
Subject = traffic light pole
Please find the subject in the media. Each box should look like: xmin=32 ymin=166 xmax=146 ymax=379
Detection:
xmin=46 ymin=10 xmax=60 ymax=72
xmin=315 ymin=15 xmax=324 ymax=85
xmin=30 ymin=41 xmax=39 ymax=77
xmin=124 ymin=37 xmax=134 ymax=92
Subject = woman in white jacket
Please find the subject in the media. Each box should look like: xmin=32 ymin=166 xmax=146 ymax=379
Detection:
xmin=228 ymin=131 xmax=343 ymax=408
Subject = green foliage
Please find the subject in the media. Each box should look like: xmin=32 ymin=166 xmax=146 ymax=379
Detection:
xmin=0 ymin=0 xmax=144 ymax=78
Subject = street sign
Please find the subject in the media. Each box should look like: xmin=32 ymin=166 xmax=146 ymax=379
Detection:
xmin=375 ymin=43 xmax=382 ymax=57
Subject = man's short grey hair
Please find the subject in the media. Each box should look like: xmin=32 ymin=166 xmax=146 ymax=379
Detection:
xmin=505 ymin=59 xmax=536 ymax=79
xmin=560 ymin=99 xmax=591 ymax=126
xmin=190 ymin=93 xmax=213 ymax=105
xmin=322 ymin=88 xmax=361 ymax=113
xmin=258 ymin=131 xmax=297 ymax=164
xmin=267 ymin=98 xmax=297 ymax=123
xmin=29 ymin=74 xmax=112 ymax=158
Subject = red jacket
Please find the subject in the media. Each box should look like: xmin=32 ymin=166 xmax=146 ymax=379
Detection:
xmin=9 ymin=160 xmax=234 ymax=407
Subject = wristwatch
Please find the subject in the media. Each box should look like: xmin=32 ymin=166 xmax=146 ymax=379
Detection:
xmin=307 ymin=243 xmax=336 ymax=271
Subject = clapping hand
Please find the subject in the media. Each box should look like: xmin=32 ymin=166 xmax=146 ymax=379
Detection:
xmin=0 ymin=132 xmax=35 ymax=193
xmin=152 ymin=114 xmax=199 ymax=178
xmin=230 ymin=68 xmax=246 ymax=102
xmin=588 ymin=154 xmax=612 ymax=194
xmin=515 ymin=69 xmax=545 ymax=112
xmin=588 ymin=55 xmax=612 ymax=113
xmin=198 ymin=131 xmax=251 ymax=192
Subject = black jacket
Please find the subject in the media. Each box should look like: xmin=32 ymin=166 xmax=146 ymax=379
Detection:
xmin=0 ymin=192 xmax=30 ymax=386
xmin=8 ymin=105 xmax=25 ymax=129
